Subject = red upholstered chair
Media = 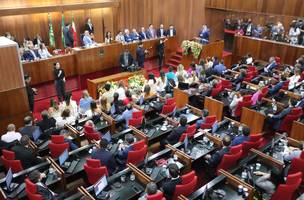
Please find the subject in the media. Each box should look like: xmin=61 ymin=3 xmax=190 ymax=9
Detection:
xmin=173 ymin=176 xmax=197 ymax=199
xmin=84 ymin=159 xmax=108 ymax=185
xmin=247 ymin=66 xmax=258 ymax=76
xmin=1 ymin=149 xmax=23 ymax=173
xmin=127 ymin=145 xmax=147 ymax=165
xmin=249 ymin=134 xmax=265 ymax=148
xmin=147 ymin=191 xmax=166 ymax=200
xmin=216 ymin=151 xmax=242 ymax=175
xmin=200 ymin=115 xmax=217 ymax=129
xmin=165 ymin=97 xmax=176 ymax=105
xmin=179 ymin=124 xmax=196 ymax=141
xmin=229 ymin=144 xmax=243 ymax=155
xmin=234 ymin=101 xmax=244 ymax=117
xmin=129 ymin=117 xmax=143 ymax=127
xmin=287 ymin=158 xmax=304 ymax=181
xmin=25 ymin=178 xmax=43 ymax=200
xmin=48 ymin=135 xmax=69 ymax=158
xmin=241 ymin=140 xmax=260 ymax=158
xmin=83 ymin=124 xmax=101 ymax=142
xmin=290 ymin=107 xmax=303 ymax=116
xmin=271 ymin=172 xmax=302 ymax=200
xmin=161 ymin=103 xmax=176 ymax=115
xmin=221 ymin=79 xmax=232 ymax=90
xmin=132 ymin=140 xmax=146 ymax=150
xmin=181 ymin=171 xmax=196 ymax=184
xmin=258 ymin=87 xmax=269 ymax=101
xmin=300 ymin=151 xmax=304 ymax=159
xmin=279 ymin=111 xmax=302 ymax=133
xmin=242 ymin=95 xmax=253 ymax=107
xmin=300 ymin=71 xmax=304 ymax=81
xmin=211 ymin=83 xmax=223 ymax=97
xmin=274 ymin=57 xmax=281 ymax=66
xmin=244 ymin=71 xmax=254 ymax=82
xmin=282 ymin=80 xmax=290 ymax=90
xmin=132 ymin=110 xmax=143 ymax=119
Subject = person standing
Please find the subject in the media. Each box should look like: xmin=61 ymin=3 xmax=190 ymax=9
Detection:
xmin=63 ymin=23 xmax=74 ymax=48
xmin=24 ymin=74 xmax=37 ymax=112
xmin=136 ymin=42 xmax=148 ymax=68
xmin=53 ymin=62 xmax=66 ymax=102
xmin=157 ymin=39 xmax=166 ymax=70
xmin=85 ymin=18 xmax=94 ymax=35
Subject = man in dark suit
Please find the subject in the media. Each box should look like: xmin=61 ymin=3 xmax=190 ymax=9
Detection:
xmin=146 ymin=24 xmax=156 ymax=39
xmin=28 ymin=170 xmax=57 ymax=200
xmin=166 ymin=115 xmax=188 ymax=145
xmin=162 ymin=163 xmax=182 ymax=200
xmin=120 ymin=49 xmax=134 ymax=71
xmin=139 ymin=27 xmax=148 ymax=40
xmin=157 ymin=39 xmax=166 ymax=70
xmin=91 ymin=139 xmax=117 ymax=175
xmin=63 ymin=23 xmax=74 ymax=47
xmin=84 ymin=18 xmax=94 ymax=34
xmin=136 ymin=42 xmax=148 ymax=68
xmin=204 ymin=135 xmax=231 ymax=168
xmin=36 ymin=110 xmax=56 ymax=133
xmin=157 ymin=24 xmax=166 ymax=38
xmin=166 ymin=25 xmax=177 ymax=37
xmin=19 ymin=116 xmax=42 ymax=140
xmin=267 ymin=99 xmax=296 ymax=131
xmin=12 ymin=135 xmax=42 ymax=169
xmin=268 ymin=76 xmax=286 ymax=96
xmin=24 ymin=74 xmax=37 ymax=112
xmin=53 ymin=62 xmax=66 ymax=102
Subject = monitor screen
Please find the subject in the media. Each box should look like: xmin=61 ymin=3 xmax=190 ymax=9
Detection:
xmin=184 ymin=135 xmax=189 ymax=150
xmin=5 ymin=168 xmax=13 ymax=189
xmin=139 ymin=96 xmax=144 ymax=105
xmin=94 ymin=175 xmax=108 ymax=196
xmin=33 ymin=128 xmax=41 ymax=141
xmin=212 ymin=121 xmax=219 ymax=133
xmin=102 ymin=131 xmax=111 ymax=143
xmin=59 ymin=149 xmax=69 ymax=166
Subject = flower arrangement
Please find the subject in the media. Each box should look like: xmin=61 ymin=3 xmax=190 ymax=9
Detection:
xmin=128 ymin=75 xmax=145 ymax=94
xmin=181 ymin=40 xmax=203 ymax=59
xmin=98 ymin=81 xmax=118 ymax=95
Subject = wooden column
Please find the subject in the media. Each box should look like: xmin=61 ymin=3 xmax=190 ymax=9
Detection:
xmin=0 ymin=36 xmax=30 ymax=133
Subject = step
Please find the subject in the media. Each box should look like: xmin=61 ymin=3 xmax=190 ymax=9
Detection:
xmin=172 ymin=54 xmax=182 ymax=60
xmin=169 ymin=58 xmax=180 ymax=64
xmin=166 ymin=62 xmax=178 ymax=69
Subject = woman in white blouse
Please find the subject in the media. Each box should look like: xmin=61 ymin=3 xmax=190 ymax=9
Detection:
xmin=229 ymin=92 xmax=243 ymax=117
xmin=156 ymin=70 xmax=167 ymax=93
xmin=56 ymin=109 xmax=76 ymax=128
xmin=175 ymin=64 xmax=188 ymax=80
xmin=288 ymin=68 xmax=302 ymax=90
xmin=38 ymin=43 xmax=52 ymax=59
xmin=59 ymin=93 xmax=78 ymax=118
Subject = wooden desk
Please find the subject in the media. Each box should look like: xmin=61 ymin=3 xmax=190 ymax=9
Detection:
xmin=204 ymin=97 xmax=224 ymax=121
xmin=173 ymin=88 xmax=189 ymax=109
xmin=23 ymin=37 xmax=178 ymax=86
xmin=233 ymin=36 xmax=304 ymax=65
xmin=241 ymin=107 xmax=265 ymax=134
xmin=87 ymin=69 xmax=145 ymax=99
xmin=290 ymin=121 xmax=304 ymax=141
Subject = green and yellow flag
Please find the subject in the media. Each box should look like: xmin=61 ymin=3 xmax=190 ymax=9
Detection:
xmin=48 ymin=13 xmax=55 ymax=48
xmin=61 ymin=13 xmax=66 ymax=48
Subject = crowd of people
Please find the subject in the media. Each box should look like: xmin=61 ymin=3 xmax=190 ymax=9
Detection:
xmin=224 ymin=18 xmax=304 ymax=45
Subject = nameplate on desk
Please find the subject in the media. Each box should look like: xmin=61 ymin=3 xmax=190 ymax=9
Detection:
xmin=99 ymin=48 xmax=104 ymax=57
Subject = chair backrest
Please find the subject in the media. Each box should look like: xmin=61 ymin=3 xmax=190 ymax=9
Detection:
xmin=181 ymin=170 xmax=196 ymax=184
xmin=234 ymin=101 xmax=243 ymax=117
xmin=165 ymin=97 xmax=176 ymax=105
xmin=288 ymin=158 xmax=304 ymax=180
xmin=242 ymin=95 xmax=253 ymax=106
xmin=216 ymin=151 xmax=242 ymax=175
xmin=282 ymin=80 xmax=290 ymax=90
xmin=290 ymin=107 xmax=303 ymax=116
xmin=128 ymin=117 xmax=143 ymax=127
xmin=201 ymin=115 xmax=216 ymax=129
xmin=25 ymin=179 xmax=43 ymax=200
xmin=229 ymin=144 xmax=243 ymax=154
xmin=147 ymin=191 xmax=165 ymax=200
xmin=2 ymin=149 xmax=15 ymax=160
xmin=241 ymin=140 xmax=259 ymax=158
xmin=48 ymin=136 xmax=69 ymax=158
xmin=300 ymin=151 xmax=304 ymax=159
xmin=84 ymin=159 xmax=108 ymax=185
xmin=221 ymin=79 xmax=232 ymax=89
xmin=280 ymin=114 xmax=301 ymax=133
xmin=271 ymin=172 xmax=302 ymax=200
xmin=132 ymin=110 xmax=143 ymax=119
xmin=258 ymin=87 xmax=269 ymax=101
xmin=211 ymin=83 xmax=223 ymax=97
xmin=161 ymin=103 xmax=176 ymax=115
xmin=1 ymin=149 xmax=23 ymax=173
xmin=249 ymin=134 xmax=262 ymax=142
xmin=174 ymin=176 xmax=197 ymax=199
xmin=127 ymin=145 xmax=147 ymax=165
xmin=179 ymin=133 xmax=188 ymax=142
xmin=132 ymin=140 xmax=146 ymax=150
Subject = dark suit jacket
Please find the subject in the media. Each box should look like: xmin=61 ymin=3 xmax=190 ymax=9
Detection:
xmin=124 ymin=34 xmax=133 ymax=43
xmin=157 ymin=28 xmax=166 ymax=37
xmin=84 ymin=23 xmax=94 ymax=34
xmin=272 ymin=107 xmax=292 ymax=130
xmin=157 ymin=43 xmax=165 ymax=56
xmin=63 ymin=26 xmax=74 ymax=47
xmin=166 ymin=29 xmax=177 ymax=37
xmin=136 ymin=47 xmax=146 ymax=67
xmin=11 ymin=145 xmax=41 ymax=169
xmin=19 ymin=125 xmax=42 ymax=140
xmin=162 ymin=177 xmax=182 ymax=200
xmin=167 ymin=125 xmax=187 ymax=145
xmin=91 ymin=149 xmax=117 ymax=174
xmin=208 ymin=146 xmax=230 ymax=167
xmin=139 ymin=31 xmax=147 ymax=40
xmin=119 ymin=53 xmax=134 ymax=67
xmin=37 ymin=118 xmax=56 ymax=133
xmin=37 ymin=183 xmax=56 ymax=200
xmin=22 ymin=51 xmax=35 ymax=61
xmin=117 ymin=145 xmax=133 ymax=160
xmin=146 ymin=29 xmax=156 ymax=39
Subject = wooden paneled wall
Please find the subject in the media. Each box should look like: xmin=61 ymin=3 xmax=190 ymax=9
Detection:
xmin=0 ymin=0 xmax=206 ymax=48
xmin=205 ymin=0 xmax=304 ymax=17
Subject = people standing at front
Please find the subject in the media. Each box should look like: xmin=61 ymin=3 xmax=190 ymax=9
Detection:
xmin=136 ymin=42 xmax=148 ymax=68
xmin=24 ymin=74 xmax=37 ymax=112
xmin=157 ymin=39 xmax=165 ymax=70
xmin=63 ymin=23 xmax=74 ymax=48
xmin=53 ymin=62 xmax=66 ymax=102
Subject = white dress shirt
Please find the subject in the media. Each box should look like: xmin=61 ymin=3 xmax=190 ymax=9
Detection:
xmin=1 ymin=131 xmax=22 ymax=143
xmin=38 ymin=48 xmax=52 ymax=59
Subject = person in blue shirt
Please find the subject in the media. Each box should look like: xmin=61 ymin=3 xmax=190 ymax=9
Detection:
xmin=79 ymin=90 xmax=93 ymax=114
xmin=124 ymin=29 xmax=133 ymax=43
xmin=83 ymin=30 xmax=95 ymax=47
xmin=116 ymin=104 xmax=134 ymax=128
xmin=268 ymin=76 xmax=286 ymax=96
xmin=131 ymin=28 xmax=140 ymax=41
xmin=231 ymin=126 xmax=250 ymax=146
xmin=213 ymin=60 xmax=226 ymax=75
xmin=91 ymin=139 xmax=117 ymax=175
xmin=166 ymin=66 xmax=177 ymax=84
xmin=116 ymin=134 xmax=134 ymax=164
xmin=199 ymin=25 xmax=210 ymax=44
